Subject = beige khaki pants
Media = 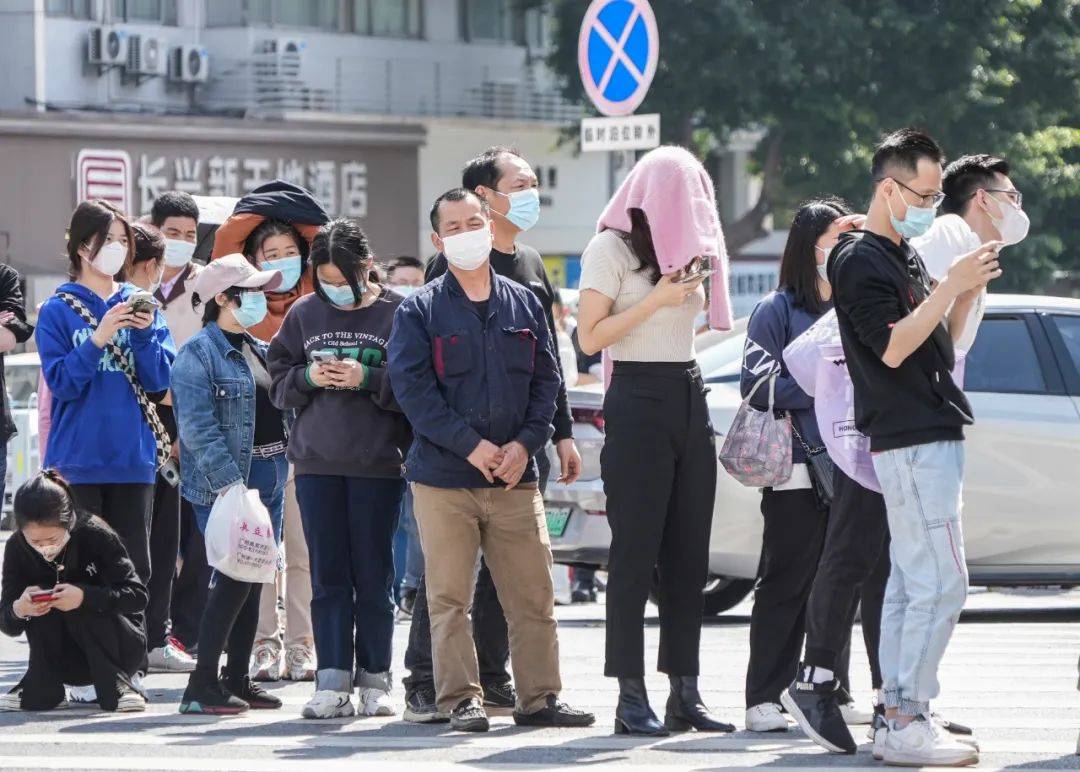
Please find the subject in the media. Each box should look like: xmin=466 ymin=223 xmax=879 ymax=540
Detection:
xmin=256 ymin=470 xmax=314 ymax=651
xmin=412 ymin=482 xmax=562 ymax=714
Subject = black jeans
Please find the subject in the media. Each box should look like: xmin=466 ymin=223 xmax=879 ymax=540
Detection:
xmin=17 ymin=608 xmax=145 ymax=711
xmin=146 ymin=471 xmax=181 ymax=650
xmin=401 ymin=450 xmax=554 ymax=693
xmin=804 ymin=469 xmax=890 ymax=681
xmin=602 ymin=361 xmax=715 ymax=677
xmin=170 ymin=497 xmax=209 ymax=651
xmin=193 ymin=572 xmax=263 ymax=681
xmin=746 ymin=487 xmax=831 ymax=706
xmin=70 ymin=483 xmax=154 ymax=621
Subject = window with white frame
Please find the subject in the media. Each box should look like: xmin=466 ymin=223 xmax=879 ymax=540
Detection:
xmin=353 ymin=0 xmax=423 ymax=39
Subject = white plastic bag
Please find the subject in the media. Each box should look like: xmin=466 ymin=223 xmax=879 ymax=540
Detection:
xmin=783 ymin=308 xmax=841 ymax=398
xmin=204 ymin=485 xmax=277 ymax=583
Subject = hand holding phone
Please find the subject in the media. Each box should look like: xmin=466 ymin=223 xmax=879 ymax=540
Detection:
xmin=311 ymin=350 xmax=339 ymax=364
xmin=30 ymin=591 xmax=56 ymax=603
xmin=675 ymin=257 xmax=715 ymax=284
xmin=129 ymin=291 xmax=160 ymax=315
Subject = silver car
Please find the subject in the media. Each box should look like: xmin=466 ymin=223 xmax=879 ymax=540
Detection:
xmin=545 ymin=295 xmax=1080 ymax=614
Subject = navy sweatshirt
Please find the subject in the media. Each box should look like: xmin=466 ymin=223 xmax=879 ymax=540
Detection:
xmin=740 ymin=289 xmax=827 ymax=463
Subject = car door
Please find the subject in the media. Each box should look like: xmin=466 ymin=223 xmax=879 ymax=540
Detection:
xmin=962 ymin=310 xmax=1080 ymax=576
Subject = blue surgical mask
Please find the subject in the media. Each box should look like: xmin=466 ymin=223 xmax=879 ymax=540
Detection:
xmin=496 ymin=188 xmax=541 ymax=232
xmin=886 ymin=185 xmax=935 ymax=240
xmin=260 ymin=256 xmax=302 ymax=292
xmin=390 ymin=284 xmax=419 ymax=298
xmin=232 ymin=291 xmax=268 ymax=329
xmin=321 ymin=281 xmax=358 ymax=308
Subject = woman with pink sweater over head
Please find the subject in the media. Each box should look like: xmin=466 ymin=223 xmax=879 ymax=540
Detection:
xmin=576 ymin=146 xmax=734 ymax=737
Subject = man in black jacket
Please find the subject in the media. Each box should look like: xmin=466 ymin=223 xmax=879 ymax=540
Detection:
xmin=0 ymin=264 xmax=34 ymax=519
xmin=781 ymin=129 xmax=999 ymax=767
xmin=402 ymin=148 xmax=581 ymax=722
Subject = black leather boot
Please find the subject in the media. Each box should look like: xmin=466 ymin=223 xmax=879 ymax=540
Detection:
xmin=664 ymin=675 xmax=735 ymax=732
xmin=614 ymin=677 xmax=669 ymax=736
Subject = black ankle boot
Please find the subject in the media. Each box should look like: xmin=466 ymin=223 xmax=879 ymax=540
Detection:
xmin=614 ymin=677 xmax=669 ymax=737
xmin=664 ymin=675 xmax=735 ymax=733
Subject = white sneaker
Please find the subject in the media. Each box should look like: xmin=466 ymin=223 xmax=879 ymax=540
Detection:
xmin=931 ymin=714 xmax=980 ymax=751
xmin=148 ymin=642 xmax=196 ymax=673
xmin=249 ymin=641 xmax=283 ymax=682
xmin=116 ymin=687 xmax=147 ymax=713
xmin=68 ymin=684 xmax=98 ymax=706
xmin=883 ymin=717 xmax=979 ymax=767
xmin=301 ymin=690 xmax=356 ymax=720
xmin=745 ymin=702 xmax=788 ymax=732
xmin=0 ymin=689 xmax=69 ymax=712
xmin=873 ymin=721 xmax=889 ymax=760
xmin=359 ymin=686 xmax=395 ymax=717
xmin=284 ymin=645 xmax=316 ymax=682
xmin=840 ymin=700 xmax=874 ymax=725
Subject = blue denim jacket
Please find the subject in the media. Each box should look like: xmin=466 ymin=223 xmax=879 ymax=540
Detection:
xmin=388 ymin=268 xmax=561 ymax=489
xmin=170 ymin=322 xmax=284 ymax=506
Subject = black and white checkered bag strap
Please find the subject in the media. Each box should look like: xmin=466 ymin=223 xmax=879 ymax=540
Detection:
xmin=57 ymin=292 xmax=171 ymax=470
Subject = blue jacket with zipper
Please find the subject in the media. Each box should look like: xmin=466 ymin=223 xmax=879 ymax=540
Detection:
xmin=36 ymin=282 xmax=175 ymax=484
xmin=388 ymin=268 xmax=561 ymax=489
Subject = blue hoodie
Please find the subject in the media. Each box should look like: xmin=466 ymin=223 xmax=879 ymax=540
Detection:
xmin=36 ymin=282 xmax=176 ymax=484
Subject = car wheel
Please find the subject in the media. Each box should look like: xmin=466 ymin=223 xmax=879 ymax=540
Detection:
xmin=649 ymin=575 xmax=755 ymax=616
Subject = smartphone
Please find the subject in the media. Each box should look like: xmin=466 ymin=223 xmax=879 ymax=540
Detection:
xmin=30 ymin=591 xmax=55 ymax=603
xmin=676 ymin=266 xmax=715 ymax=284
xmin=160 ymin=458 xmax=180 ymax=488
xmin=311 ymin=350 xmax=339 ymax=364
xmin=129 ymin=291 xmax=160 ymax=315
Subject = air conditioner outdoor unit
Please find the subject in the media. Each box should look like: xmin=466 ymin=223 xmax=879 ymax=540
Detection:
xmin=88 ymin=26 xmax=129 ymax=67
xmin=170 ymin=45 xmax=210 ymax=83
xmin=127 ymin=35 xmax=167 ymax=77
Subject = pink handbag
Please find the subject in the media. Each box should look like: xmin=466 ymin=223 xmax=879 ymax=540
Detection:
xmin=719 ymin=371 xmax=793 ymax=488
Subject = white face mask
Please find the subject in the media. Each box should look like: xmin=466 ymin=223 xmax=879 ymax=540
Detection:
xmin=91 ymin=241 xmax=127 ymax=277
xmin=163 ymin=238 xmax=196 ymax=268
xmin=987 ymin=196 xmax=1030 ymax=247
xmin=442 ymin=227 xmax=492 ymax=272
xmin=814 ymin=245 xmax=831 ymax=282
xmin=31 ymin=531 xmax=70 ymax=562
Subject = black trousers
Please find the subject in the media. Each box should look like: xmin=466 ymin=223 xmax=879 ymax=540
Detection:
xmin=170 ymin=497 xmax=210 ymax=650
xmin=401 ymin=450 xmax=554 ymax=692
xmin=146 ymin=472 xmax=181 ymax=650
xmin=193 ymin=572 xmax=263 ymax=681
xmin=70 ymin=484 xmax=154 ymax=618
xmin=805 ymin=468 xmax=890 ymax=682
xmin=602 ymin=362 xmax=715 ymax=677
xmin=17 ymin=608 xmax=145 ymax=711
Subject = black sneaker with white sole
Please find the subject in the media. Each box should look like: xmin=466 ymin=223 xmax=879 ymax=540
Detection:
xmin=779 ymin=676 xmax=856 ymax=755
xmin=403 ymin=684 xmax=449 ymax=724
xmin=513 ymin=694 xmax=596 ymax=728
xmin=451 ymin=697 xmax=490 ymax=732
xmin=482 ymin=680 xmax=516 ymax=709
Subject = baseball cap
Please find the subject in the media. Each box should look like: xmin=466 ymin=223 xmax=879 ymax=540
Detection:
xmin=193 ymin=253 xmax=284 ymax=300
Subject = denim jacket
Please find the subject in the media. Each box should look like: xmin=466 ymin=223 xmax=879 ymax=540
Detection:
xmin=170 ymin=323 xmax=285 ymax=506
xmin=388 ymin=267 xmax=560 ymax=489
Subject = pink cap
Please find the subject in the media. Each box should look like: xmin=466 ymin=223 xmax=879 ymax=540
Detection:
xmin=193 ymin=253 xmax=283 ymax=300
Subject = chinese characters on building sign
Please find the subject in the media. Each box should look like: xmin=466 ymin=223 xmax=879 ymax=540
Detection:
xmin=580 ymin=114 xmax=661 ymax=152
xmin=133 ymin=154 xmax=368 ymax=217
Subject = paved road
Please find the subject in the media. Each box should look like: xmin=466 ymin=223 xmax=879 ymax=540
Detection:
xmin=1 ymin=558 xmax=1078 ymax=770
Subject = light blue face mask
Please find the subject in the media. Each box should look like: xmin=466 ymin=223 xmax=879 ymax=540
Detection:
xmin=232 ymin=291 xmax=268 ymax=329
xmin=497 ymin=188 xmax=541 ymax=232
xmin=886 ymin=183 xmax=935 ymax=239
xmin=390 ymin=284 xmax=419 ymax=298
xmin=260 ymin=256 xmax=302 ymax=292
xmin=321 ymin=281 xmax=359 ymax=308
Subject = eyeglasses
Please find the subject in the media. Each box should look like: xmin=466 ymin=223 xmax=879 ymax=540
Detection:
xmin=889 ymin=178 xmax=946 ymax=209
xmin=979 ymin=188 xmax=1023 ymax=208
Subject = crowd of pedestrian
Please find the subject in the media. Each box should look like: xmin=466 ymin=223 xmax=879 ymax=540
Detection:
xmin=0 ymin=128 xmax=1036 ymax=764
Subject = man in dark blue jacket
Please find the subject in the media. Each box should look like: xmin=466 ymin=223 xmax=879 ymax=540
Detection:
xmin=389 ymin=188 xmax=594 ymax=733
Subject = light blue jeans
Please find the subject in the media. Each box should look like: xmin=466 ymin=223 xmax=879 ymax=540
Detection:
xmin=872 ymin=440 xmax=968 ymax=717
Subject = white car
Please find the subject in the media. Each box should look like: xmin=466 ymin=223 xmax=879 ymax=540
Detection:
xmin=545 ymin=295 xmax=1080 ymax=614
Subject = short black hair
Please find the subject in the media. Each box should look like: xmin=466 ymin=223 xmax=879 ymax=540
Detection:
xmin=462 ymin=146 xmax=525 ymax=192
xmin=940 ymin=154 xmax=1011 ymax=216
xmin=150 ymin=191 xmax=199 ymax=227
xmin=387 ymin=255 xmax=424 ymax=274
xmin=196 ymin=286 xmax=244 ymax=326
xmin=429 ymin=188 xmax=485 ymax=233
xmin=871 ymin=128 xmax=945 ymax=182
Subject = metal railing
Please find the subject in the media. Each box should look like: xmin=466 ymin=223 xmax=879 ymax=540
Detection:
xmin=197 ymin=54 xmax=582 ymax=123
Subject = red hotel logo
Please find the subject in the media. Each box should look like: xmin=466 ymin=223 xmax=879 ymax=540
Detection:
xmin=76 ymin=149 xmax=132 ymax=213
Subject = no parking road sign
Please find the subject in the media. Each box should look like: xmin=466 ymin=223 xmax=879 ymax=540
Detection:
xmin=578 ymin=0 xmax=659 ymax=117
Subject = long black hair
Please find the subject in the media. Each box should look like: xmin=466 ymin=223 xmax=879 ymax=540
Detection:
xmin=309 ymin=218 xmax=379 ymax=305
xmin=623 ymin=208 xmax=662 ymax=284
xmin=779 ymin=198 xmax=852 ymax=313
xmin=14 ymin=469 xmax=79 ymax=531
xmin=65 ymin=200 xmax=134 ymax=281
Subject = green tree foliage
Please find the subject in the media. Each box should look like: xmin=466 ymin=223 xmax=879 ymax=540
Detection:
xmin=543 ymin=0 xmax=1080 ymax=292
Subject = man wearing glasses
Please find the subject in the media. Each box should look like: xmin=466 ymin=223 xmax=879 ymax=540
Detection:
xmin=781 ymin=129 xmax=1001 ymax=767
xmin=911 ymin=154 xmax=1028 ymax=352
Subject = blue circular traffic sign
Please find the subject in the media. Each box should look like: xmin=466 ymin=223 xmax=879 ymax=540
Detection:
xmin=578 ymin=0 xmax=659 ymax=117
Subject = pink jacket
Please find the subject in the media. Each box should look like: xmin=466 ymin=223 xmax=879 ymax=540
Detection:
xmin=596 ymin=145 xmax=734 ymax=332
xmin=37 ymin=369 xmax=51 ymax=463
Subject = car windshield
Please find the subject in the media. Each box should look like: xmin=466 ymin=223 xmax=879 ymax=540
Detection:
xmin=698 ymin=330 xmax=747 ymax=383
